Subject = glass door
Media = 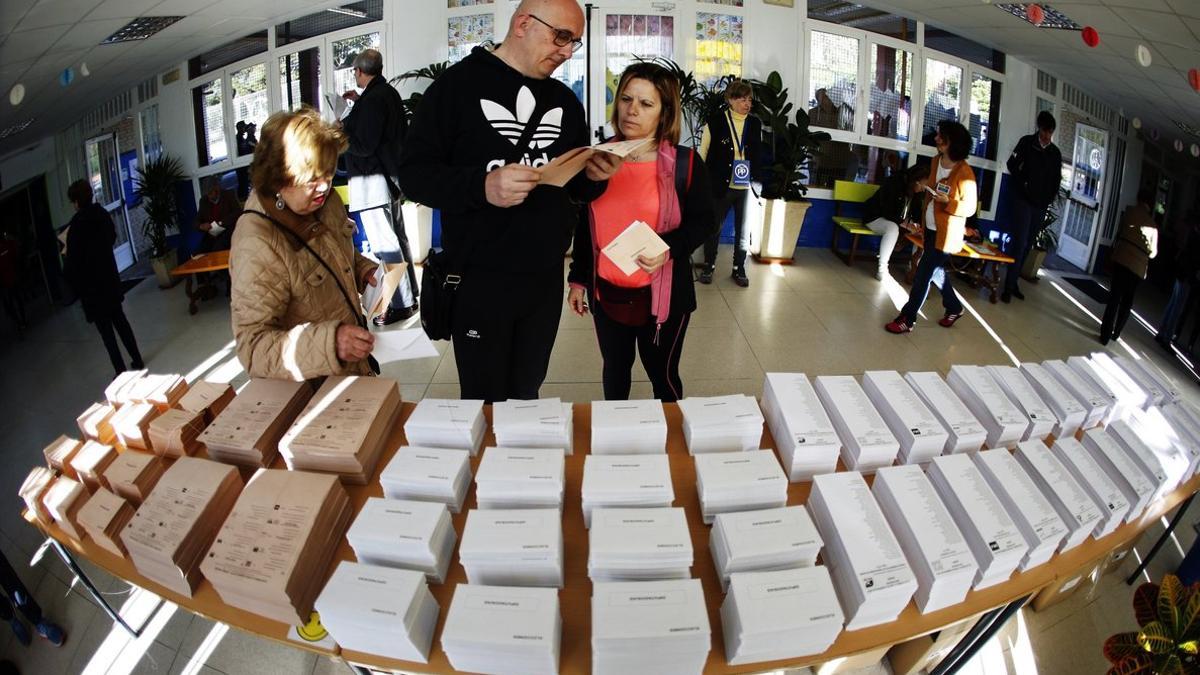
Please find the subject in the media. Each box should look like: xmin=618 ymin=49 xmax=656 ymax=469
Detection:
xmin=85 ymin=134 xmax=135 ymax=271
xmin=1059 ymin=123 xmax=1108 ymax=271
xmin=589 ymin=8 xmax=677 ymax=142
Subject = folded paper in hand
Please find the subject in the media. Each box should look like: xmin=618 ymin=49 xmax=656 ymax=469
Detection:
xmin=362 ymin=262 xmax=408 ymax=321
xmin=208 ymin=222 xmax=226 ymax=237
xmin=373 ymin=328 xmax=439 ymax=363
xmin=539 ymin=147 xmax=594 ymax=187
xmin=601 ymin=220 xmax=669 ymax=277
xmin=593 ymin=137 xmax=655 ymax=158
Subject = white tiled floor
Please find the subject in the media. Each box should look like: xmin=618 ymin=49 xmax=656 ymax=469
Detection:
xmin=1 ymin=244 xmax=1197 ymax=674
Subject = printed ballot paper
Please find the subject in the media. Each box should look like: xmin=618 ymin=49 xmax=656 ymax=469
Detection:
xmin=601 ymin=221 xmax=670 ymax=277
xmin=694 ymin=450 xmax=788 ymax=523
xmin=986 ymin=365 xmax=1055 ymax=442
xmin=722 ymin=567 xmax=843 ymax=665
xmin=372 ymin=328 xmax=439 ymax=363
xmin=861 ymin=370 xmax=948 ymax=466
xmin=814 ymin=375 xmax=900 ymax=472
xmin=459 ymin=508 xmax=563 ymax=587
xmin=1052 ymin=436 xmax=1131 ymax=539
xmin=441 ymin=584 xmax=561 ymax=675
xmin=710 ymin=506 xmax=822 ymax=589
xmin=200 ymin=378 xmax=312 ymax=468
xmin=493 ymin=398 xmax=574 ymax=454
xmin=346 ymin=497 xmax=456 ymax=583
xmin=581 ymin=454 xmax=674 ymax=528
xmin=1019 ymin=362 xmax=1087 ymax=439
xmin=1080 ymin=428 xmax=1156 ymax=523
xmin=588 ymin=506 xmax=692 ymax=582
xmin=1014 ymin=441 xmax=1103 ymax=552
xmin=760 ymin=373 xmax=841 ymax=481
xmin=592 ymin=579 xmax=710 ymax=675
xmin=1044 ymin=358 xmax=1111 ymax=429
xmin=278 ymin=376 xmax=401 ymax=483
xmin=361 ymin=263 xmax=408 ymax=323
xmin=379 ymin=445 xmax=473 ymax=514
xmin=904 ymin=371 xmax=987 ymax=454
xmin=971 ymin=449 xmax=1068 ymax=571
xmin=474 ymin=446 xmax=565 ymax=510
xmin=315 ymin=561 xmax=439 ymax=663
xmin=678 ymin=394 xmax=765 ymax=454
xmin=590 ymin=399 xmax=668 ymax=455
xmin=404 ymin=398 xmax=486 ymax=455
xmin=947 ymin=365 xmax=1026 ymax=449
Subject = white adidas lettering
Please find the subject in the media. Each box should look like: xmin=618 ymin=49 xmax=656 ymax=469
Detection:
xmin=481 ymin=85 xmax=563 ymax=172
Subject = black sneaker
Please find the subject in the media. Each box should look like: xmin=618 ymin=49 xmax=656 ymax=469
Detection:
xmin=698 ymin=267 xmax=714 ymax=285
xmin=373 ymin=303 xmax=419 ymax=326
xmin=732 ymin=268 xmax=749 ymax=288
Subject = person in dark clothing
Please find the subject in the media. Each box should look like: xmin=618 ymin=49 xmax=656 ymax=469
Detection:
xmin=698 ymin=79 xmax=760 ymax=287
xmin=342 ymin=48 xmax=419 ymax=326
xmin=0 ymin=551 xmax=65 ymax=648
xmin=194 ymin=176 xmax=240 ymax=253
xmin=396 ymin=0 xmax=611 ymax=403
xmin=1100 ymin=188 xmax=1158 ymax=345
xmin=1003 ymin=110 xmax=1062 ymax=302
xmin=63 ymin=180 xmax=144 ymax=375
xmin=862 ymin=163 xmax=926 ymax=280
xmin=0 ymin=231 xmax=27 ymax=335
xmin=1155 ymin=216 xmax=1200 ymax=348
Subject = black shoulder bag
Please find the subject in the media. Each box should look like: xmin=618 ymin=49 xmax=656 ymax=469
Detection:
xmin=242 ymin=209 xmax=381 ymax=375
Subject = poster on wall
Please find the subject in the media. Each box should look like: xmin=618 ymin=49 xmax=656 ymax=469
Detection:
xmin=120 ymin=150 xmax=140 ymax=209
xmin=1070 ymin=123 xmax=1107 ymax=209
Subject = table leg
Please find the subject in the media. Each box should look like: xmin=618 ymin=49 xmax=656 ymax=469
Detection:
xmin=989 ymin=263 xmax=1002 ymax=303
xmin=1126 ymin=493 xmax=1195 ymax=585
xmin=184 ymin=275 xmax=199 ymax=315
xmin=929 ymin=595 xmax=1030 ymax=675
xmin=47 ymin=539 xmax=143 ymax=637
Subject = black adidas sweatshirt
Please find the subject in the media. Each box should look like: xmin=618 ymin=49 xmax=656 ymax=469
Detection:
xmin=397 ymin=46 xmax=604 ymax=276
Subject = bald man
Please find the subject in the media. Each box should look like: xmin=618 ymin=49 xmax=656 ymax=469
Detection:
xmin=398 ymin=0 xmax=619 ymax=403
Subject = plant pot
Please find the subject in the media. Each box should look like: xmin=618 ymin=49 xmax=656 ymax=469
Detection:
xmin=400 ymin=202 xmax=434 ymax=264
xmin=1021 ymin=248 xmax=1048 ymax=282
xmin=751 ymin=199 xmax=811 ymax=264
xmin=150 ymin=250 xmax=179 ymax=289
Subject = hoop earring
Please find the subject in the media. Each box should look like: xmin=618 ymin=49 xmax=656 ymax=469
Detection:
xmin=275 ymin=193 xmax=285 ymax=210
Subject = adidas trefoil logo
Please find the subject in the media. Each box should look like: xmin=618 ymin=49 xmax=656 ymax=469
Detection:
xmin=481 ymin=86 xmax=562 ymax=171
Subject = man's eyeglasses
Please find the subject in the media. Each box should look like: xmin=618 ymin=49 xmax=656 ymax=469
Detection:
xmin=528 ymin=14 xmax=583 ymax=52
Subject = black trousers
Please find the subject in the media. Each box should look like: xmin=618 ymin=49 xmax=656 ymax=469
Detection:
xmin=451 ymin=269 xmax=562 ymax=403
xmin=1005 ymin=195 xmax=1047 ymax=292
xmin=0 ymin=551 xmax=42 ymax=626
xmin=94 ymin=305 xmax=143 ymax=374
xmin=1101 ymin=265 xmax=1141 ymax=341
xmin=592 ymin=298 xmax=690 ymax=402
xmin=703 ymin=189 xmax=749 ymax=270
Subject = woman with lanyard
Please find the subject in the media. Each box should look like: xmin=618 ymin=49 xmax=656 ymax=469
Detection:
xmin=699 ymin=79 xmax=761 ymax=287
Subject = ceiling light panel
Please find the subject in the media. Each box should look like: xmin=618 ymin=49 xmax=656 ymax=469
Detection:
xmin=101 ymin=16 xmax=185 ymax=44
xmin=994 ymin=4 xmax=1081 ymax=30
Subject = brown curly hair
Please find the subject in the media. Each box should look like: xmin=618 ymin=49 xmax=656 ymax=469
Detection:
xmin=249 ymin=107 xmax=347 ymax=196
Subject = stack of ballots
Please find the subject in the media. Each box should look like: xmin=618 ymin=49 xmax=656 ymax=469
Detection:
xmin=761 ymin=373 xmax=841 ymax=480
xmin=1090 ymin=352 xmax=1154 ymax=410
xmin=1014 ymin=441 xmax=1103 ymax=552
xmin=315 ymin=562 xmax=439 ymax=663
xmin=1019 ymin=362 xmax=1087 ymax=439
xmin=474 ymin=446 xmax=564 ymax=510
xmin=1107 ymin=419 xmax=1177 ymax=499
xmin=459 ymin=508 xmax=563 ymax=587
xmin=592 ymin=579 xmax=710 ymax=675
xmin=1052 ymin=437 xmax=1131 ymax=538
xmin=588 ymin=506 xmax=692 ymax=582
xmin=694 ymin=450 xmax=788 ymax=523
xmin=987 ymin=365 xmax=1055 ymax=442
xmin=904 ymin=371 xmax=987 ymax=454
xmin=709 ymin=506 xmax=822 ymax=590
xmin=947 ymin=365 xmax=1027 ymax=448
xmin=199 ymin=378 xmax=312 ymax=468
xmin=677 ymin=394 xmax=764 ymax=454
xmin=972 ymin=448 xmax=1067 ymax=571
xmin=379 ymin=446 xmax=472 ymax=513
xmin=403 ymin=398 xmax=486 ymax=455
xmin=722 ymin=567 xmax=844 ymax=665
xmin=590 ymin=399 xmax=667 ymax=455
xmin=492 ymin=398 xmax=573 ymax=454
xmin=1068 ymin=355 xmax=1133 ymax=421
xmin=441 ymin=584 xmax=560 ymax=675
xmin=1043 ymin=358 xmax=1112 ymax=428
xmin=1080 ymin=427 xmax=1155 ymax=522
xmin=814 ymin=375 xmax=900 ymax=473
xmin=807 ymin=471 xmax=917 ymax=630
xmin=861 ymin=370 xmax=948 ymax=466
xmin=581 ymin=454 xmax=673 ymax=528
xmin=346 ymin=497 xmax=456 ymax=583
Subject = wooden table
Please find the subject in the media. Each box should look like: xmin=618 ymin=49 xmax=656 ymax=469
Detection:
xmin=25 ymin=403 xmax=1198 ymax=674
xmin=904 ymin=233 xmax=1016 ymax=304
xmin=170 ymin=250 xmax=230 ymax=315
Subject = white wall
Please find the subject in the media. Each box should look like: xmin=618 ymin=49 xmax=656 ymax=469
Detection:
xmin=746 ymin=0 xmax=802 ymax=95
xmin=384 ymin=0 xmax=445 ymax=99
xmin=158 ymin=63 xmax=201 ymax=178
xmin=0 ymin=137 xmax=56 ymax=190
xmin=996 ymin=57 xmax=1035 ymax=173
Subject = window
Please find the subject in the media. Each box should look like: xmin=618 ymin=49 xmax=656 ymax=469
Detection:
xmin=923 ymin=28 xmax=1004 ymax=72
xmin=1036 ymin=96 xmax=1054 ymax=116
xmin=921 ymin=58 xmax=961 ymax=145
xmin=448 ymin=15 xmax=492 ymax=63
xmin=807 ymin=140 xmax=869 ymax=189
xmin=275 ymin=1 xmax=383 ymax=47
xmin=85 ymin=135 xmax=121 ymax=207
xmin=808 ymin=31 xmax=857 ymax=132
xmin=139 ymin=104 xmax=162 ymax=162
xmin=604 ymin=14 xmax=675 ymax=120
xmin=188 ymin=31 xmax=268 ymax=79
xmin=808 ymin=0 xmax=915 ymax=42
xmin=279 ymin=47 xmax=322 ymax=112
xmin=193 ymin=79 xmax=227 ymax=166
xmin=556 ymin=45 xmax=586 ymax=105
xmin=868 ymin=44 xmax=912 ymax=141
xmin=694 ymin=13 xmax=743 ymax=85
xmin=332 ymin=32 xmax=381 ymax=98
xmin=969 ymin=72 xmax=1001 ymax=159
xmin=229 ymin=63 xmax=268 ymax=158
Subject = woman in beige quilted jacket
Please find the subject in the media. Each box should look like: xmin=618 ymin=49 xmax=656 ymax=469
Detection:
xmin=230 ymin=108 xmax=379 ymax=380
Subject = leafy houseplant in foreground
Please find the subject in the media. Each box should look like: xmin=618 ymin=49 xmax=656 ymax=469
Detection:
xmin=1102 ymin=573 xmax=1199 ymax=674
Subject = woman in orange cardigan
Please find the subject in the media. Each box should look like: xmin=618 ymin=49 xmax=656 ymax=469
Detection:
xmin=886 ymin=120 xmax=977 ymax=334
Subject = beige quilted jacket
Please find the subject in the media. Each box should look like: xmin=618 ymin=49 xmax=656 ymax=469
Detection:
xmin=230 ymin=190 xmax=376 ymax=381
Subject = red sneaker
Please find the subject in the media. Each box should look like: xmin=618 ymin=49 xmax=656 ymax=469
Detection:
xmin=885 ymin=316 xmax=914 ymax=334
xmin=938 ymin=312 xmax=964 ymax=328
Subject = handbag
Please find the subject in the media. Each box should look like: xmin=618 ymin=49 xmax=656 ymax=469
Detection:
xmin=595 ymin=278 xmax=652 ymax=327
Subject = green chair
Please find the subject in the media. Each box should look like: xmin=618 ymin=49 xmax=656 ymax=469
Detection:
xmin=830 ymin=180 xmax=881 ymax=266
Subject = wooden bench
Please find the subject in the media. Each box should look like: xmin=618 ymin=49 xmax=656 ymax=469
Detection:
xmin=171 ymin=250 xmax=229 ymax=315
xmin=830 ymin=180 xmax=882 ymax=266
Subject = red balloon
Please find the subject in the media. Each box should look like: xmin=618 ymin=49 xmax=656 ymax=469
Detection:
xmin=1027 ymin=4 xmax=1045 ymax=26
xmin=1082 ymin=26 xmax=1100 ymax=47
xmin=1190 ymin=68 xmax=1200 ymax=93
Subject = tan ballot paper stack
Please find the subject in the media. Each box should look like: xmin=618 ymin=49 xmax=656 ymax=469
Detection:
xmin=19 ymin=467 xmax=56 ymax=525
xmin=201 ymin=469 xmax=352 ymax=625
xmin=102 ymin=452 xmax=166 ymax=504
xmin=43 ymin=435 xmax=82 ymax=478
xmin=105 ymin=369 xmax=148 ymax=406
xmin=76 ymin=402 xmax=118 ymax=444
xmin=278 ymin=376 xmax=401 ymax=484
xmin=127 ymin=373 xmax=190 ymax=410
xmin=110 ymin=402 xmax=161 ymax=451
xmin=177 ymin=381 xmax=236 ymax=423
xmin=148 ymin=408 xmax=207 ymax=458
xmin=70 ymin=441 xmax=118 ymax=492
xmin=42 ymin=477 xmax=88 ymax=541
xmin=77 ymin=489 xmax=135 ymax=557
xmin=199 ymin=379 xmax=313 ymax=467
xmin=121 ymin=457 xmax=243 ymax=598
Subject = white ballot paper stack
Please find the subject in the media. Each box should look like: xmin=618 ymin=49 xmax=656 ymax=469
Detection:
xmin=1044 ymin=359 xmax=1112 ymax=429
xmin=441 ymin=584 xmax=561 ymax=675
xmin=581 ymin=454 xmax=674 ymax=528
xmin=592 ymin=579 xmax=710 ymax=675
xmin=1068 ymin=356 xmax=1132 ymax=422
xmin=1124 ymin=357 xmax=1184 ymax=406
xmin=199 ymin=378 xmax=313 ymax=467
xmin=1130 ymin=408 xmax=1200 ymax=480
xmin=677 ymin=394 xmax=764 ymax=454
xmin=460 ymin=509 xmax=563 ymax=588
xmin=972 ymin=449 xmax=1068 ymax=571
xmin=721 ymin=567 xmax=844 ymax=665
xmin=947 ymin=365 xmax=1027 ymax=449
xmin=710 ymin=506 xmax=822 ymax=590
xmin=872 ymin=465 xmax=978 ymax=613
xmin=927 ymin=454 xmax=1028 ymax=589
xmin=1080 ymin=428 xmax=1156 ymax=523
xmin=694 ymin=450 xmax=788 ymax=523
xmin=761 ymin=373 xmax=841 ymax=480
xmin=1089 ymin=352 xmax=1153 ymax=411
xmin=601 ymin=220 xmax=670 ymax=277
xmin=1107 ymin=419 xmax=1178 ymax=499
xmin=1013 ymin=441 xmax=1103 ymax=552
xmin=380 ymin=446 xmax=472 ymax=513
xmin=987 ymin=365 xmax=1055 ymax=442
xmin=1020 ymin=362 xmax=1087 ymax=439
xmin=588 ymin=506 xmax=692 ymax=582
xmin=403 ymin=398 xmax=486 ymax=455
xmin=315 ymin=561 xmax=439 ymax=663
xmin=807 ymin=471 xmax=917 ymax=630
xmin=346 ymin=498 xmax=456 ymax=583
xmin=905 ymin=372 xmax=987 ymax=454
xmin=862 ymin=371 xmax=948 ymax=465
xmin=492 ymin=398 xmax=573 ymax=455
xmin=474 ymin=447 xmax=564 ymax=510
xmin=1051 ymin=437 xmax=1132 ymax=538
xmin=1161 ymin=405 xmax=1200 ymax=474
xmin=1112 ymin=356 xmax=1168 ymax=408
xmin=813 ymin=375 xmax=900 ymax=472
xmin=590 ymin=399 xmax=668 ymax=455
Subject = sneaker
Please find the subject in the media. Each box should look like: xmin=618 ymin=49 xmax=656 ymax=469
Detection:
xmin=35 ymin=620 xmax=65 ymax=647
xmin=938 ymin=311 xmax=964 ymax=328
xmin=1001 ymin=291 xmax=1012 ymax=304
xmin=885 ymin=316 xmax=914 ymax=334
xmin=698 ymin=267 xmax=714 ymax=285
xmin=10 ymin=618 xmax=29 ymax=647
xmin=732 ymin=268 xmax=749 ymax=288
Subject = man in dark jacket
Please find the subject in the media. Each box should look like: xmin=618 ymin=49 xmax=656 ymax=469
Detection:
xmin=397 ymin=0 xmax=612 ymax=403
xmin=194 ymin=176 xmax=240 ymax=252
xmin=63 ymin=180 xmax=144 ymax=375
xmin=1003 ymin=110 xmax=1062 ymax=302
xmin=342 ymin=48 xmax=418 ymax=326
xmin=1156 ymin=216 xmax=1200 ymax=348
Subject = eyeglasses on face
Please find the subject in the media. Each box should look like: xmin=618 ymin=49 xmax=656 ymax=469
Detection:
xmin=528 ymin=14 xmax=583 ymax=52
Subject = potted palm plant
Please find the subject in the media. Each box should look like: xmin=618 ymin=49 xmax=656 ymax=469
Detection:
xmin=747 ymin=71 xmax=831 ymax=262
xmin=132 ymin=154 xmax=186 ymax=288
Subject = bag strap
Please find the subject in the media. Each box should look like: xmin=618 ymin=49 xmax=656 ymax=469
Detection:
xmin=674 ymin=145 xmax=693 ymax=209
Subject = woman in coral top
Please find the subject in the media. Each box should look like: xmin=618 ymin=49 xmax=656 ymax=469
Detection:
xmin=886 ymin=120 xmax=977 ymax=334
xmin=567 ymin=62 xmax=716 ymax=401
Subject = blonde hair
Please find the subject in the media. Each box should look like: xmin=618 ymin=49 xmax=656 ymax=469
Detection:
xmin=610 ymin=62 xmax=681 ymax=146
xmin=250 ymin=107 xmax=347 ymax=195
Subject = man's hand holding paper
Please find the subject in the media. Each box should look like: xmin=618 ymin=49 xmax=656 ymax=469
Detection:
xmin=601 ymin=220 xmax=670 ymax=277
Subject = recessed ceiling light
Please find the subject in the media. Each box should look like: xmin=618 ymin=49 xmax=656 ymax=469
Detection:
xmin=0 ymin=118 xmax=35 ymax=141
xmin=994 ymin=3 xmax=1081 ymax=30
xmin=101 ymin=16 xmax=185 ymax=44
xmin=80 ymin=62 xmax=90 ymax=77
xmin=9 ymin=83 xmax=24 ymax=106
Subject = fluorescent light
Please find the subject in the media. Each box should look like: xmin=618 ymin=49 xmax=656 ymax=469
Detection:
xmin=327 ymin=7 xmax=368 ymax=18
xmin=101 ymin=16 xmax=185 ymax=44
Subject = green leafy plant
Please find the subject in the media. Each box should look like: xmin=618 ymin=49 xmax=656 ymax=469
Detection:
xmin=132 ymin=154 xmax=185 ymax=258
xmin=748 ymin=71 xmax=831 ymax=201
xmin=1103 ymin=574 xmax=1200 ymax=675
xmin=389 ymin=61 xmax=450 ymax=125
xmin=631 ymin=57 xmax=733 ymax=148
